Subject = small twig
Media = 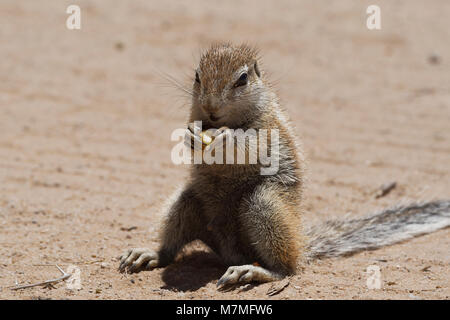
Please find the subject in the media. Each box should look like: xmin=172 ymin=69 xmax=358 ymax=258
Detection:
xmin=10 ymin=264 xmax=71 ymax=291
xmin=375 ymin=181 xmax=397 ymax=199
xmin=420 ymin=265 xmax=431 ymax=272
xmin=267 ymin=277 xmax=291 ymax=296
xmin=120 ymin=226 xmax=138 ymax=232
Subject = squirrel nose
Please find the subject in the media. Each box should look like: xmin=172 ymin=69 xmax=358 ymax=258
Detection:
xmin=209 ymin=114 xmax=221 ymax=122
xmin=203 ymin=103 xmax=220 ymax=119
xmin=204 ymin=103 xmax=218 ymax=112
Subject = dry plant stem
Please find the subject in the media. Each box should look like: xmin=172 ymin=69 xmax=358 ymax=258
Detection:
xmin=9 ymin=264 xmax=71 ymax=291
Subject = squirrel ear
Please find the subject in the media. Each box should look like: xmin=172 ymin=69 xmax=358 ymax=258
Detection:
xmin=254 ymin=61 xmax=261 ymax=78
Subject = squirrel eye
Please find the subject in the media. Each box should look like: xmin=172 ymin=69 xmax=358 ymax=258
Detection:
xmin=234 ymin=72 xmax=248 ymax=88
xmin=195 ymin=72 xmax=200 ymax=84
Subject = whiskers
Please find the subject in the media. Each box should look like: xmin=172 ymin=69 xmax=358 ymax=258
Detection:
xmin=154 ymin=69 xmax=194 ymax=98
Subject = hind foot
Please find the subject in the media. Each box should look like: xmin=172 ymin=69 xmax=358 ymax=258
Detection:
xmin=216 ymin=264 xmax=283 ymax=290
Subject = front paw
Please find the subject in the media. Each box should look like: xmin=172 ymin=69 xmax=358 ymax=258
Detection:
xmin=204 ymin=127 xmax=231 ymax=153
xmin=185 ymin=126 xmax=203 ymax=151
xmin=118 ymin=248 xmax=160 ymax=273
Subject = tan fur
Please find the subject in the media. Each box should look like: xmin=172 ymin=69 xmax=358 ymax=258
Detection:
xmin=120 ymin=43 xmax=304 ymax=286
xmin=197 ymin=43 xmax=259 ymax=95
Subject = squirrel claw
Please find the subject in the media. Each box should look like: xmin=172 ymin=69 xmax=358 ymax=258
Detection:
xmin=118 ymin=248 xmax=159 ymax=274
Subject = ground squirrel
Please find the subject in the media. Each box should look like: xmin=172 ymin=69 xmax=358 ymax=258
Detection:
xmin=119 ymin=43 xmax=450 ymax=290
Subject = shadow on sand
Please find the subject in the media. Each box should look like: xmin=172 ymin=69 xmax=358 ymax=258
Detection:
xmin=161 ymin=251 xmax=226 ymax=292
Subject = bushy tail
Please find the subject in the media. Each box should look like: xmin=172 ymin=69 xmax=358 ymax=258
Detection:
xmin=305 ymin=200 xmax=450 ymax=260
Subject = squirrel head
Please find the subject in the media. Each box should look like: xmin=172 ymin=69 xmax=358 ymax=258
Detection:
xmin=191 ymin=43 xmax=266 ymax=128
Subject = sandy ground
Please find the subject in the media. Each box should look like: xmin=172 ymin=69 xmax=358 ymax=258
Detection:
xmin=0 ymin=0 xmax=449 ymax=300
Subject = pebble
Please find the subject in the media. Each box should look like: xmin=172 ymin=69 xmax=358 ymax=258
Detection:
xmin=428 ymin=54 xmax=441 ymax=65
